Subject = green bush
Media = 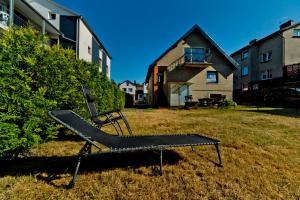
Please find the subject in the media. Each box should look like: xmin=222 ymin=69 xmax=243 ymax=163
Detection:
xmin=222 ymin=99 xmax=237 ymax=108
xmin=0 ymin=27 xmax=124 ymax=158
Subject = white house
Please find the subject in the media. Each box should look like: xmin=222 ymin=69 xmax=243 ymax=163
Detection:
xmin=25 ymin=0 xmax=111 ymax=79
xmin=119 ymin=80 xmax=136 ymax=96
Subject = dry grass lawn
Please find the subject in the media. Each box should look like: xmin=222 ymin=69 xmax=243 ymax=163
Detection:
xmin=0 ymin=106 xmax=299 ymax=199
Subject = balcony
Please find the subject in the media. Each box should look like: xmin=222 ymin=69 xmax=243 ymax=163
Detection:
xmin=283 ymin=64 xmax=300 ymax=82
xmin=0 ymin=11 xmax=40 ymax=31
xmin=167 ymin=53 xmax=212 ymax=71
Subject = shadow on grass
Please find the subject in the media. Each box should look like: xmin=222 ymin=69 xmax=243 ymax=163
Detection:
xmin=238 ymin=107 xmax=300 ymax=118
xmin=0 ymin=150 xmax=182 ymax=180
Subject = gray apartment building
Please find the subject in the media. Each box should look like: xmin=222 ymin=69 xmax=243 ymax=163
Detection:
xmin=0 ymin=0 xmax=111 ymax=79
xmin=231 ymin=20 xmax=300 ymax=103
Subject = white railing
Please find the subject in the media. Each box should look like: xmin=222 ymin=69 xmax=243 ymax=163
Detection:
xmin=167 ymin=53 xmax=212 ymax=72
xmin=0 ymin=11 xmax=9 ymax=27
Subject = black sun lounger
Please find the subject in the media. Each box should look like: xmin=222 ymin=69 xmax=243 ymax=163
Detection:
xmin=49 ymin=110 xmax=223 ymax=188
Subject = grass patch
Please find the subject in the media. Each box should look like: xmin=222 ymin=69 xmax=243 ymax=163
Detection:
xmin=0 ymin=107 xmax=299 ymax=199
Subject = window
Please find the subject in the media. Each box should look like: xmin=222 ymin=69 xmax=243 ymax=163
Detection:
xmin=241 ymin=50 xmax=249 ymax=60
xmin=129 ymin=88 xmax=133 ymax=92
xmin=242 ymin=66 xmax=249 ymax=76
xmin=88 ymin=46 xmax=91 ymax=55
xmin=293 ymin=29 xmax=300 ymax=37
xmin=261 ymin=69 xmax=272 ymax=80
xmin=207 ymin=71 xmax=218 ymax=83
xmin=261 ymin=51 xmax=272 ymax=62
xmin=123 ymin=88 xmax=126 ymax=92
xmin=184 ymin=48 xmax=206 ymax=63
xmin=253 ymin=84 xmax=259 ymax=90
xmin=242 ymin=83 xmax=248 ymax=91
xmin=48 ymin=11 xmax=56 ymax=20
xmin=261 ymin=71 xmax=267 ymax=80
xmin=267 ymin=69 xmax=272 ymax=79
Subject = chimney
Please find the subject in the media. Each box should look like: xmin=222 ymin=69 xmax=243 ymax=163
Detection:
xmin=280 ymin=20 xmax=294 ymax=30
xmin=249 ymin=39 xmax=257 ymax=45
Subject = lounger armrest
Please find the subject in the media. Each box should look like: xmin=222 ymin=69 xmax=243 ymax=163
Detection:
xmin=97 ymin=109 xmax=121 ymax=116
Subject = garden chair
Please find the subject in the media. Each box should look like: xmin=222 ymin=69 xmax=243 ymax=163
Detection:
xmin=49 ymin=110 xmax=223 ymax=188
xmin=82 ymin=86 xmax=132 ymax=136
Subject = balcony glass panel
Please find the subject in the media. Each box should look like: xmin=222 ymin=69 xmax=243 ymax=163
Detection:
xmin=184 ymin=48 xmax=205 ymax=63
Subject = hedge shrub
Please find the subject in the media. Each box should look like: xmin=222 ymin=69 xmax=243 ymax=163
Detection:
xmin=0 ymin=27 xmax=124 ymax=158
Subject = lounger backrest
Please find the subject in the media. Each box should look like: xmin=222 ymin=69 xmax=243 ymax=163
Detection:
xmin=49 ymin=110 xmax=118 ymax=148
xmin=82 ymin=87 xmax=98 ymax=118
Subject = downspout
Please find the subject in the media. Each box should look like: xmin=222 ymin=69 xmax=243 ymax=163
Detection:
xmin=42 ymin=20 xmax=46 ymax=35
xmin=9 ymin=0 xmax=14 ymax=26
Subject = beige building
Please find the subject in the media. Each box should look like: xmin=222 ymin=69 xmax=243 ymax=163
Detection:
xmin=145 ymin=25 xmax=237 ymax=107
xmin=231 ymin=20 xmax=300 ymax=102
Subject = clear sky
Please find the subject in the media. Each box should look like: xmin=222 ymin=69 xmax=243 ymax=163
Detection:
xmin=55 ymin=0 xmax=300 ymax=84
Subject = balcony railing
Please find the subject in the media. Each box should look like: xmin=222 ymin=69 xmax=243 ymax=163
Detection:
xmin=0 ymin=11 xmax=41 ymax=31
xmin=167 ymin=53 xmax=212 ymax=71
xmin=283 ymin=64 xmax=300 ymax=81
xmin=0 ymin=10 xmax=9 ymax=27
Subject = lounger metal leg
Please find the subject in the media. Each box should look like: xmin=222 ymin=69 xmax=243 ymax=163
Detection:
xmin=214 ymin=144 xmax=223 ymax=167
xmin=191 ymin=146 xmax=194 ymax=152
xmin=119 ymin=112 xmax=133 ymax=136
xmin=67 ymin=155 xmax=82 ymax=188
xmin=160 ymin=149 xmax=163 ymax=175
xmin=115 ymin=120 xmax=124 ymax=136
xmin=104 ymin=114 xmax=121 ymax=136
xmin=67 ymin=142 xmax=91 ymax=189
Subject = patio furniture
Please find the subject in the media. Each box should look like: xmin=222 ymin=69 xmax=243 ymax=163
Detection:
xmin=49 ymin=110 xmax=223 ymax=188
xmin=82 ymin=86 xmax=132 ymax=135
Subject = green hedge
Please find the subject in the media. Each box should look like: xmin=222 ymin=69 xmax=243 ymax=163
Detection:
xmin=0 ymin=27 xmax=124 ymax=158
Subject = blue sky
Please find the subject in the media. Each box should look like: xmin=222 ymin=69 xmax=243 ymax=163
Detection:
xmin=56 ymin=0 xmax=300 ymax=84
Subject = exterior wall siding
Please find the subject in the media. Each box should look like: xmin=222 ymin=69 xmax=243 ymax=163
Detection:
xmin=257 ymin=35 xmax=283 ymax=79
xmin=78 ymin=19 xmax=92 ymax=62
xmin=283 ymin=24 xmax=300 ymax=66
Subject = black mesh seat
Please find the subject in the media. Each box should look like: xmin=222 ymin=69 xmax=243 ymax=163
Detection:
xmin=49 ymin=110 xmax=223 ymax=188
xmin=82 ymin=87 xmax=132 ymax=135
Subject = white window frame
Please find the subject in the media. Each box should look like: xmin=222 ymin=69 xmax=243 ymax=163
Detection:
xmin=293 ymin=29 xmax=300 ymax=37
xmin=261 ymin=69 xmax=272 ymax=80
xmin=261 ymin=51 xmax=272 ymax=63
xmin=48 ymin=11 xmax=56 ymax=20
xmin=242 ymin=83 xmax=248 ymax=91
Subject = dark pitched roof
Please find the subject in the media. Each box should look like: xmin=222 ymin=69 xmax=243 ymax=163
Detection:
xmin=230 ymin=21 xmax=300 ymax=56
xmin=145 ymin=24 xmax=238 ymax=83
xmin=118 ymin=80 xmax=135 ymax=86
